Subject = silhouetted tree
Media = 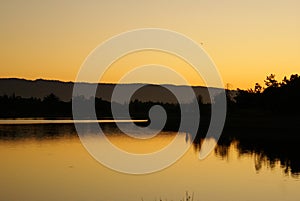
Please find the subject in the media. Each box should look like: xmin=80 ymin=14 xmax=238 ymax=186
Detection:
xmin=254 ymin=83 xmax=263 ymax=93
xmin=43 ymin=93 xmax=60 ymax=103
xmin=264 ymin=74 xmax=279 ymax=88
xmin=234 ymin=73 xmax=300 ymax=114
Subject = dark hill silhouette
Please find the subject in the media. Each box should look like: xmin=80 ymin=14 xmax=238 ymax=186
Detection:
xmin=0 ymin=78 xmax=228 ymax=104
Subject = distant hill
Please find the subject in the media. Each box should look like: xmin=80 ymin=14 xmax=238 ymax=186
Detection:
xmin=0 ymin=78 xmax=227 ymax=103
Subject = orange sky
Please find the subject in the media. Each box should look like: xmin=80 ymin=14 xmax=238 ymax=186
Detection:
xmin=0 ymin=0 xmax=299 ymax=89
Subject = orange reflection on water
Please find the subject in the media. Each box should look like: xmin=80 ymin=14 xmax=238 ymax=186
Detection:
xmin=0 ymin=124 xmax=299 ymax=201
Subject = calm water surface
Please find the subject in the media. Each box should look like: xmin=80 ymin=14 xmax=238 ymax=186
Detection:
xmin=0 ymin=121 xmax=299 ymax=201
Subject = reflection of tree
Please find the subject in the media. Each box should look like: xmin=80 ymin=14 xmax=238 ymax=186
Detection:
xmin=193 ymin=132 xmax=300 ymax=178
xmin=254 ymin=153 xmax=263 ymax=172
xmin=214 ymin=144 xmax=230 ymax=159
xmin=214 ymin=136 xmax=232 ymax=159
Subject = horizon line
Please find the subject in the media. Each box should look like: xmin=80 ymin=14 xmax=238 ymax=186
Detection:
xmin=0 ymin=77 xmax=230 ymax=90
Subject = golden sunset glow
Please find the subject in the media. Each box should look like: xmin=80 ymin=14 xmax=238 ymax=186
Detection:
xmin=0 ymin=0 xmax=299 ymax=89
xmin=101 ymin=50 xmax=205 ymax=86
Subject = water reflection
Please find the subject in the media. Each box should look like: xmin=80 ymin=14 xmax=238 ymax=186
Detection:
xmin=194 ymin=131 xmax=300 ymax=178
xmin=0 ymin=124 xmax=77 ymax=140
xmin=0 ymin=123 xmax=299 ymax=178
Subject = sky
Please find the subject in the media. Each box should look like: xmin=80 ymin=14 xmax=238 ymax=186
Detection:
xmin=0 ymin=0 xmax=299 ymax=89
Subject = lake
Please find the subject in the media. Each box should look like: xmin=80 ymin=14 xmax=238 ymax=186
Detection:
xmin=0 ymin=121 xmax=299 ymax=201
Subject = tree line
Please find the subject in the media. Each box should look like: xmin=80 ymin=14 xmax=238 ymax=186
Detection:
xmin=0 ymin=73 xmax=299 ymax=118
xmin=233 ymin=74 xmax=300 ymax=114
xmin=0 ymin=92 xmax=207 ymax=119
